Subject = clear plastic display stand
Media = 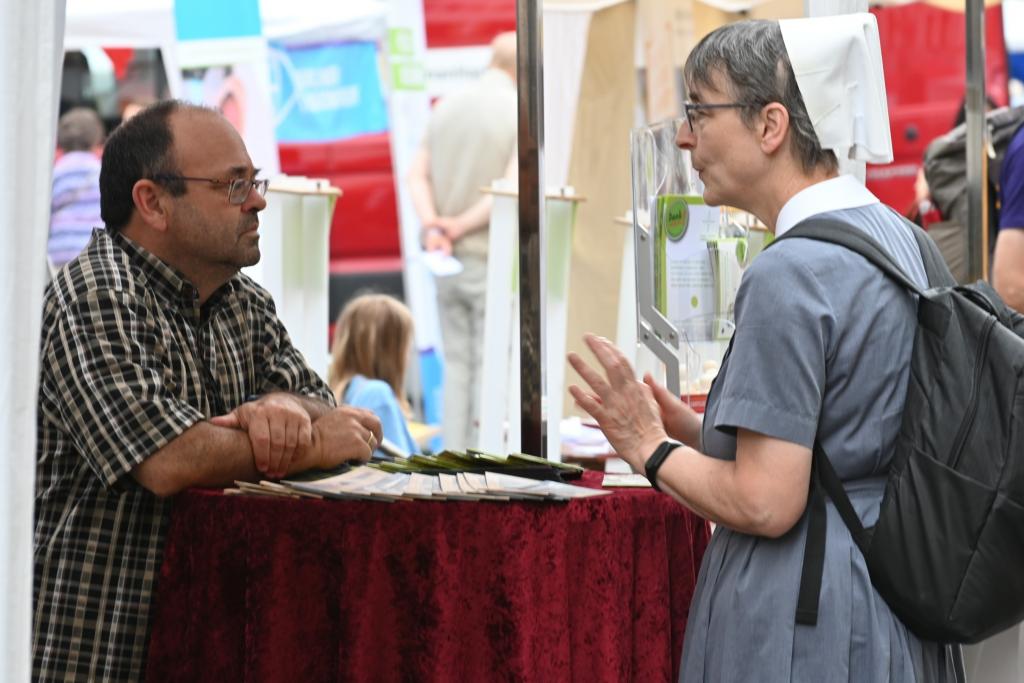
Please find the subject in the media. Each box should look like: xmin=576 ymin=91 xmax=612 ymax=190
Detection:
xmin=245 ymin=176 xmax=340 ymax=381
xmin=632 ymin=119 xmax=732 ymax=402
xmin=631 ymin=121 xmax=770 ymax=407
xmin=476 ymin=182 xmax=583 ymax=460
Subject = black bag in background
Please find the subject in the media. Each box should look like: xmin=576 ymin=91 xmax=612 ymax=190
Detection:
xmin=922 ymin=106 xmax=1024 ymax=283
xmin=777 ymin=218 xmax=1024 ymax=644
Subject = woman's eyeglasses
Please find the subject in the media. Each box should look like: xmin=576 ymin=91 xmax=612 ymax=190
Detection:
xmin=682 ymin=102 xmax=752 ymax=132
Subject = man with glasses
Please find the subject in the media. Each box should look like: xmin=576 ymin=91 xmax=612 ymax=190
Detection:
xmin=33 ymin=100 xmax=382 ymax=681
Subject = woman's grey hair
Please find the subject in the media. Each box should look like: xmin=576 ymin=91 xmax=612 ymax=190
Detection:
xmin=683 ymin=20 xmax=838 ymax=175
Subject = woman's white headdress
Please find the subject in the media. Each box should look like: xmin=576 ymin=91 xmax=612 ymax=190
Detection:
xmin=779 ymin=13 xmax=893 ymax=165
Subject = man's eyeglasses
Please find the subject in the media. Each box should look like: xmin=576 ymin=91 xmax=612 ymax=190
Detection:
xmin=152 ymin=175 xmax=269 ymax=205
xmin=682 ymin=102 xmax=752 ymax=132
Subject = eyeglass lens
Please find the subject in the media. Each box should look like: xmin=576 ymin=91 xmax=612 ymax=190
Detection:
xmin=228 ymin=178 xmax=269 ymax=204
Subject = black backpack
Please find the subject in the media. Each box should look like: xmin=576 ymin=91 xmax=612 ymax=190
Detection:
xmin=777 ymin=218 xmax=1024 ymax=644
xmin=922 ymin=106 xmax=1024 ymax=283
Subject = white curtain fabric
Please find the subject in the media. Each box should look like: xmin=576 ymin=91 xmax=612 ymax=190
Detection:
xmin=541 ymin=6 xmax=595 ymax=189
xmin=0 ymin=1 xmax=65 ymax=680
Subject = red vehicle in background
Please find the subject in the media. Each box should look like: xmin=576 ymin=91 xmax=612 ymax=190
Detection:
xmin=868 ymin=1 xmax=1010 ymax=213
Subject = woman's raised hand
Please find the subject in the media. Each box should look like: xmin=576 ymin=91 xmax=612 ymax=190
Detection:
xmin=567 ymin=334 xmax=668 ymax=470
xmin=643 ymin=373 xmax=702 ymax=448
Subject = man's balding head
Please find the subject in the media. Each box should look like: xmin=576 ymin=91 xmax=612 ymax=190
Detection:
xmin=99 ymin=100 xmax=216 ymax=233
xmin=490 ymin=31 xmax=517 ymax=78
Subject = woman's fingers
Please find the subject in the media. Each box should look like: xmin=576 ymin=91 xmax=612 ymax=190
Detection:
xmin=568 ymin=384 xmax=603 ymax=418
xmin=583 ymin=334 xmax=636 ymax=384
xmin=568 ymin=351 xmax=611 ymax=398
xmin=644 ymin=373 xmax=676 ymax=407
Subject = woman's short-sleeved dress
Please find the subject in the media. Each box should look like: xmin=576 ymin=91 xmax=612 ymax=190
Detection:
xmin=679 ymin=204 xmax=955 ymax=682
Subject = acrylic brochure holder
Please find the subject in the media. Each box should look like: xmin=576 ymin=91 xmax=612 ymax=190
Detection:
xmin=630 ymin=119 xmax=735 ymax=407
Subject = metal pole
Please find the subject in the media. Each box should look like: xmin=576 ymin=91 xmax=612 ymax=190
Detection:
xmin=965 ymin=0 xmax=987 ymax=282
xmin=516 ymin=0 xmax=546 ymax=457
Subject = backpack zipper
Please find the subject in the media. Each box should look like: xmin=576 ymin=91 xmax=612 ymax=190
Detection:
xmin=950 ymin=316 xmax=997 ymax=469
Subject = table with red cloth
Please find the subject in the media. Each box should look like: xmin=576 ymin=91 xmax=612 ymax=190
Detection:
xmin=145 ymin=471 xmax=711 ymax=682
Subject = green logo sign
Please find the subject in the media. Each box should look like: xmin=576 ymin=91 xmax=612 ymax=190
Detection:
xmin=659 ymin=195 xmax=688 ymax=241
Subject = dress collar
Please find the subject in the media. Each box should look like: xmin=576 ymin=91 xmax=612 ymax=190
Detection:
xmin=774 ymin=174 xmax=879 ymax=237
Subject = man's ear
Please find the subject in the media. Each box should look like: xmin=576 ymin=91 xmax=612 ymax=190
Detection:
xmin=131 ymin=179 xmax=171 ymax=232
xmin=759 ymin=102 xmax=790 ymax=156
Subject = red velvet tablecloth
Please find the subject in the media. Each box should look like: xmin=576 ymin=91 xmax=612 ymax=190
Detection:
xmin=146 ymin=471 xmax=711 ymax=682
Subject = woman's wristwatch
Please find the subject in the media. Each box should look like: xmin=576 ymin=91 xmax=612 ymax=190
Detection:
xmin=644 ymin=440 xmax=682 ymax=492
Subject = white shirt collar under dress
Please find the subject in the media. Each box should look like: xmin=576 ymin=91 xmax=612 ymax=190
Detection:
xmin=774 ymin=174 xmax=880 ymax=237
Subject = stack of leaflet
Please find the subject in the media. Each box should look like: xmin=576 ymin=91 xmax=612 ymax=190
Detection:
xmin=224 ymin=450 xmax=610 ymax=502
xmin=279 ymin=466 xmax=611 ymax=502
xmin=372 ymin=449 xmax=584 ymax=480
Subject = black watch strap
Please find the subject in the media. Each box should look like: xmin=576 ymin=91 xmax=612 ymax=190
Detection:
xmin=644 ymin=440 xmax=681 ymax=492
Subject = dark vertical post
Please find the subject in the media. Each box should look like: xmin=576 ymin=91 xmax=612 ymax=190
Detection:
xmin=965 ymin=0 xmax=987 ymax=281
xmin=516 ymin=0 xmax=546 ymax=457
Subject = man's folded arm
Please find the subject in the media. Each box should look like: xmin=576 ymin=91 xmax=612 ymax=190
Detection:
xmin=130 ymin=421 xmax=260 ymax=498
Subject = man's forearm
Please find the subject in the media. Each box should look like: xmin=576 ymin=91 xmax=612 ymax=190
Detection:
xmin=449 ymin=194 xmax=493 ymax=239
xmin=131 ymin=421 xmax=259 ymax=497
xmin=407 ymin=147 xmax=439 ymax=227
xmin=992 ymin=228 xmax=1024 ymax=312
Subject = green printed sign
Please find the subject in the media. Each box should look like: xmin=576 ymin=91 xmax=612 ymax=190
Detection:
xmin=388 ymin=28 xmax=415 ymax=57
xmin=658 ymin=195 xmax=689 ymax=241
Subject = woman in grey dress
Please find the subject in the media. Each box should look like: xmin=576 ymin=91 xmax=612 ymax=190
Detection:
xmin=568 ymin=18 xmax=957 ymax=682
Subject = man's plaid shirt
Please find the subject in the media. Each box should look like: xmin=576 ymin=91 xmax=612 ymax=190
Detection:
xmin=33 ymin=229 xmax=334 ymax=681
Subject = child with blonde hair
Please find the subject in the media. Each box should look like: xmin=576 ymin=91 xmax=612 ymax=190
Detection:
xmin=328 ymin=294 xmax=418 ymax=455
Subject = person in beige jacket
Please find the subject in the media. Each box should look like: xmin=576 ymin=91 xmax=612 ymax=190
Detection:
xmin=407 ymin=31 xmax=517 ymax=450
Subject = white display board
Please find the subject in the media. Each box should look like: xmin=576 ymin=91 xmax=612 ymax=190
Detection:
xmin=476 ymin=184 xmax=582 ymax=461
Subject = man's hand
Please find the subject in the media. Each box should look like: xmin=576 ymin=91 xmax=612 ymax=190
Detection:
xmin=434 ymin=216 xmax=464 ymax=242
xmin=294 ymin=406 xmax=384 ymax=472
xmin=210 ymin=393 xmax=312 ymax=479
xmin=422 ymin=225 xmax=453 ymax=255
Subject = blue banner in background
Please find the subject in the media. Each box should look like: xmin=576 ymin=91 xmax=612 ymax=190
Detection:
xmin=269 ymin=42 xmax=388 ymax=143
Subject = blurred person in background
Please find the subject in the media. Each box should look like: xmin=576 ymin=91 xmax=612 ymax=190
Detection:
xmin=907 ymin=95 xmax=996 ymax=230
xmin=407 ymin=31 xmax=517 ymax=450
xmin=329 ymin=294 xmax=419 ymax=456
xmin=121 ymin=94 xmax=158 ymax=122
xmin=992 ymin=117 xmax=1024 ymax=312
xmin=48 ymin=107 xmax=105 ymax=268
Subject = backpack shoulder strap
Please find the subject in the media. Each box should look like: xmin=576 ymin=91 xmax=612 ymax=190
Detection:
xmin=907 ymin=222 xmax=957 ymax=288
xmin=796 ymin=440 xmax=872 ymax=626
xmin=775 ymin=218 xmax=925 ymax=296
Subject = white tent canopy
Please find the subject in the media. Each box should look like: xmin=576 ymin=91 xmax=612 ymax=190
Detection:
xmin=64 ymin=0 xmax=389 ymax=50
xmin=63 ymin=0 xmax=389 ymax=98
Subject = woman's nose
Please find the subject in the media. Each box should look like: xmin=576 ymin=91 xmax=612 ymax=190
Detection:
xmin=675 ymin=122 xmax=696 ymax=151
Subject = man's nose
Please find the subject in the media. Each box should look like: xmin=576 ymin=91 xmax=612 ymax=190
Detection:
xmin=242 ymin=184 xmax=267 ymax=212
